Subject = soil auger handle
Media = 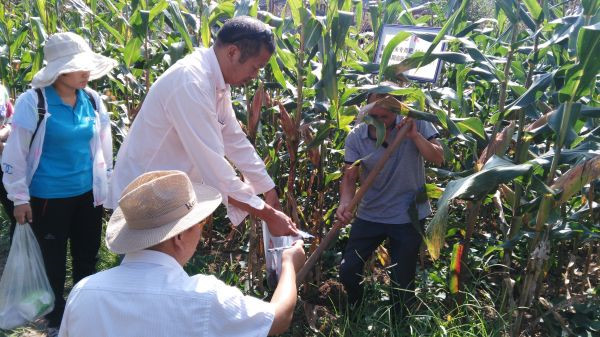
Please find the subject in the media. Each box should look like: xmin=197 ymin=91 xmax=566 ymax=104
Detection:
xmin=296 ymin=123 xmax=409 ymax=283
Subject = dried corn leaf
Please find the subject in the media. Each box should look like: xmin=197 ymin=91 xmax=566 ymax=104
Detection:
xmin=551 ymin=155 xmax=600 ymax=204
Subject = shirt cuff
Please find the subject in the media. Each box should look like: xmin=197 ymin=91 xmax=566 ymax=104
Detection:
xmin=226 ymin=194 xmax=265 ymax=226
xmin=13 ymin=199 xmax=30 ymax=206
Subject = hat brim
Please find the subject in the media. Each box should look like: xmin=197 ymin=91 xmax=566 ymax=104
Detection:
xmin=31 ymin=51 xmax=117 ymax=88
xmin=105 ymin=183 xmax=222 ymax=254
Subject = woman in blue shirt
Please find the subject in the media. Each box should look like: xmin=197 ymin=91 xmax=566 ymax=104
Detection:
xmin=2 ymin=32 xmax=116 ymax=334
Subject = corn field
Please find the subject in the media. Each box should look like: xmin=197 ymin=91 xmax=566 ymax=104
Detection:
xmin=1 ymin=0 xmax=599 ymax=336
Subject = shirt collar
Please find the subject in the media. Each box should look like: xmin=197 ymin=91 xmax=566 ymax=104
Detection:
xmin=360 ymin=114 xmax=404 ymax=140
xmin=44 ymin=85 xmax=86 ymax=107
xmin=122 ymin=249 xmax=183 ymax=269
xmin=44 ymin=85 xmax=63 ymax=106
xmin=207 ymin=47 xmax=229 ymax=93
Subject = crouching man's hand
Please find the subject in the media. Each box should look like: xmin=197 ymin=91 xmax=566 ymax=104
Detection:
xmin=281 ymin=240 xmax=305 ymax=273
xmin=269 ymin=240 xmax=305 ymax=335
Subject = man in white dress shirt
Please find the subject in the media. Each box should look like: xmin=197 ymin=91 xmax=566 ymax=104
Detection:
xmin=59 ymin=170 xmax=305 ymax=336
xmin=109 ymin=16 xmax=297 ymax=236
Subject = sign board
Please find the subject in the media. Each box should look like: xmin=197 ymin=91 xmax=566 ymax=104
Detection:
xmin=374 ymin=25 xmax=445 ymax=83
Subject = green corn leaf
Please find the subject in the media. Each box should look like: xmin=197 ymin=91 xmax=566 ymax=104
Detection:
xmin=457 ymin=117 xmax=486 ymax=140
xmin=29 ymin=17 xmax=47 ymax=45
xmin=378 ymin=31 xmax=412 ymax=80
xmin=149 ymin=0 xmax=169 ymax=22
xmin=582 ymin=0 xmax=600 ymax=16
xmin=94 ymin=15 xmax=125 ymax=45
xmin=167 ymin=1 xmax=194 ymax=51
xmin=201 ymin=5 xmax=211 ymax=48
xmin=522 ymin=0 xmax=543 ymax=22
xmin=123 ymin=36 xmax=142 ymax=67
xmin=363 ymin=114 xmax=386 ymax=148
xmin=353 ymin=0 xmax=363 ymax=32
xmin=332 ymin=11 xmax=354 ymax=53
xmin=559 ymin=22 xmax=600 ymax=102
xmin=507 ymin=72 xmax=554 ymax=111
xmin=419 ymin=0 xmax=469 ymax=67
xmin=287 ymin=0 xmax=302 ymax=26
xmin=425 ymin=156 xmax=533 ymax=259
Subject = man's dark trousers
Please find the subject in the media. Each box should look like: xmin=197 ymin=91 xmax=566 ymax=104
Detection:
xmin=339 ymin=217 xmax=423 ymax=316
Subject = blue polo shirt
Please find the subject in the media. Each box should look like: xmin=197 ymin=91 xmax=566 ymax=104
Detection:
xmin=29 ymin=86 xmax=95 ymax=199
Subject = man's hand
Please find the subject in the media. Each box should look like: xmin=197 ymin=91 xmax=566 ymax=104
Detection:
xmin=14 ymin=203 xmax=32 ymax=224
xmin=269 ymin=240 xmax=305 ymax=335
xmin=397 ymin=116 xmax=444 ymax=166
xmin=265 ymin=207 xmax=299 ymax=236
xmin=264 ymin=188 xmax=283 ymax=211
xmin=398 ymin=117 xmax=418 ymax=140
xmin=335 ymin=202 xmax=354 ymax=225
xmin=281 ymin=240 xmax=305 ymax=272
xmin=228 ymin=194 xmax=298 ymax=236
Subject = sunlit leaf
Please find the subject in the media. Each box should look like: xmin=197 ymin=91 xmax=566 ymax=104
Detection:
xmin=456 ymin=117 xmax=486 ymax=140
xmin=559 ymin=22 xmax=600 ymax=102
xmin=363 ymin=114 xmax=386 ymax=148
xmin=425 ymin=156 xmax=533 ymax=259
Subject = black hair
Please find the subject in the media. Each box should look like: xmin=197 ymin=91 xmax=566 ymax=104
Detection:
xmin=215 ymin=16 xmax=275 ymax=63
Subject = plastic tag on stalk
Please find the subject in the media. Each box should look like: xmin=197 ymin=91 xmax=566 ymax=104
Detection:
xmin=262 ymin=221 xmax=312 ymax=289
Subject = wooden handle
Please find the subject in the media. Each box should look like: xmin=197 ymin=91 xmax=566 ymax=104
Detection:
xmin=296 ymin=124 xmax=409 ymax=283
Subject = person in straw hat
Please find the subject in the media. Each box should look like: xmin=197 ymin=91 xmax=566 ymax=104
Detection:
xmin=58 ymin=170 xmax=306 ymax=337
xmin=1 ymin=32 xmax=116 ymax=333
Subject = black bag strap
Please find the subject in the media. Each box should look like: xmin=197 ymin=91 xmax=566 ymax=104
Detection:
xmin=29 ymin=88 xmax=98 ymax=149
xmin=82 ymin=88 xmax=97 ymax=111
xmin=30 ymin=88 xmax=46 ymax=149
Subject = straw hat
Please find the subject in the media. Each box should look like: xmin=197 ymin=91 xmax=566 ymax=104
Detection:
xmin=31 ymin=32 xmax=117 ymax=88
xmin=106 ymin=171 xmax=222 ymax=254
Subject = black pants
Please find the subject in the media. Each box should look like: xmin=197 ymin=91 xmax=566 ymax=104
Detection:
xmin=30 ymin=190 xmax=103 ymax=328
xmin=0 ymin=170 xmax=17 ymax=240
xmin=339 ymin=218 xmax=423 ymax=317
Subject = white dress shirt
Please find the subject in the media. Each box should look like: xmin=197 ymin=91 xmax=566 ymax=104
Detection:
xmin=109 ymin=47 xmax=274 ymax=225
xmin=59 ymin=250 xmax=274 ymax=337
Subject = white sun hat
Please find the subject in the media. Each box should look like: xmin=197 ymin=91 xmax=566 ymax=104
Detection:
xmin=106 ymin=170 xmax=222 ymax=254
xmin=31 ymin=32 xmax=117 ymax=88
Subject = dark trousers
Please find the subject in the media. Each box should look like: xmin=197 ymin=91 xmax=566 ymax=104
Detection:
xmin=339 ymin=218 xmax=423 ymax=317
xmin=30 ymin=190 xmax=103 ymax=328
xmin=0 ymin=170 xmax=17 ymax=239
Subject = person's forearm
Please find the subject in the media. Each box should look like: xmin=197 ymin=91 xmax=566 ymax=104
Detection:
xmin=0 ymin=126 xmax=10 ymax=142
xmin=228 ymin=196 xmax=276 ymax=221
xmin=263 ymin=188 xmax=282 ymax=211
xmin=413 ymin=134 xmax=444 ymax=165
xmin=268 ymin=261 xmax=297 ymax=335
xmin=339 ymin=175 xmax=357 ymax=206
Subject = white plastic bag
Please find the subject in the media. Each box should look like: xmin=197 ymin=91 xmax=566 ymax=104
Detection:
xmin=0 ymin=223 xmax=54 ymax=329
xmin=262 ymin=222 xmax=313 ymax=288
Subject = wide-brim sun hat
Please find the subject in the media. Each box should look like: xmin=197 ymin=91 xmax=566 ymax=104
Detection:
xmin=106 ymin=170 xmax=222 ymax=254
xmin=31 ymin=32 xmax=117 ymax=88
